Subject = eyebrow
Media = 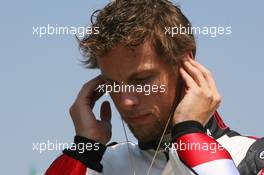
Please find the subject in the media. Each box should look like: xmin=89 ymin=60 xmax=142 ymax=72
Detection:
xmin=129 ymin=69 xmax=158 ymax=80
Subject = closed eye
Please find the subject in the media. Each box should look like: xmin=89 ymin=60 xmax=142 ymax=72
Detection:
xmin=133 ymin=75 xmax=153 ymax=83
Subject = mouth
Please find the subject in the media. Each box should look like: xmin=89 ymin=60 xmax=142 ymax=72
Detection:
xmin=125 ymin=113 xmax=152 ymax=125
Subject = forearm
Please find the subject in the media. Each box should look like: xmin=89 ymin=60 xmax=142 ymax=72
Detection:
xmin=171 ymin=121 xmax=240 ymax=175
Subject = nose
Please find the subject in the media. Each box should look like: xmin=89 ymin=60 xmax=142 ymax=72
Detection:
xmin=119 ymin=92 xmax=139 ymax=110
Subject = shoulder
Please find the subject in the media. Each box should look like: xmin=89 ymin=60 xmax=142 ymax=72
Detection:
xmin=216 ymin=130 xmax=256 ymax=164
xmin=238 ymin=137 xmax=264 ymax=175
xmin=217 ymin=131 xmax=264 ymax=174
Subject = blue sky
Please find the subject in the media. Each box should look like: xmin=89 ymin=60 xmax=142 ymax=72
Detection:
xmin=0 ymin=0 xmax=263 ymax=174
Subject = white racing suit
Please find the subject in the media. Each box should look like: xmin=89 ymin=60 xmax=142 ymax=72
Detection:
xmin=45 ymin=111 xmax=264 ymax=175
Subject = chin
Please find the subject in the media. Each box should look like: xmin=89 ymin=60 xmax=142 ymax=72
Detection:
xmin=128 ymin=124 xmax=163 ymax=142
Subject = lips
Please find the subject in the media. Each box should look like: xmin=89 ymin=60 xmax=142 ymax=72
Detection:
xmin=125 ymin=113 xmax=151 ymax=125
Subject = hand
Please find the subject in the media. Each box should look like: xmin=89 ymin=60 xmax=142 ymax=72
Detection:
xmin=69 ymin=76 xmax=112 ymax=145
xmin=173 ymin=58 xmax=221 ymax=126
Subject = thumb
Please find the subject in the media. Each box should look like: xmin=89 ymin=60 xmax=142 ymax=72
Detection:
xmin=100 ymin=101 xmax=112 ymax=122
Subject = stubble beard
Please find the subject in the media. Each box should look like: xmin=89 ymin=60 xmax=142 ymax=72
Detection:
xmin=127 ymin=117 xmax=169 ymax=142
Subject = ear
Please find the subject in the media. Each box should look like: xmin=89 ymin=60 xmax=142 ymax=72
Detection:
xmin=187 ymin=51 xmax=194 ymax=60
xmin=181 ymin=51 xmax=194 ymax=61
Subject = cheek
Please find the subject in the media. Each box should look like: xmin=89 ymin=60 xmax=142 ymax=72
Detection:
xmin=153 ymin=77 xmax=177 ymax=118
xmin=155 ymin=91 xmax=175 ymax=116
xmin=138 ymin=85 xmax=175 ymax=119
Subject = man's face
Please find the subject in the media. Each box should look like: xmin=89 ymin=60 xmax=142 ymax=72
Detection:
xmin=98 ymin=42 xmax=180 ymax=142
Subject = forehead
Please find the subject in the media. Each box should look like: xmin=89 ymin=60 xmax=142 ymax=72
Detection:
xmin=97 ymin=42 xmax=164 ymax=80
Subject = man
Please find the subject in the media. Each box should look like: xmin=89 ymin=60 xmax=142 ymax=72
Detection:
xmin=45 ymin=0 xmax=264 ymax=174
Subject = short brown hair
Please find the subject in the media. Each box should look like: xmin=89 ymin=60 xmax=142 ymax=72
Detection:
xmin=79 ymin=0 xmax=196 ymax=68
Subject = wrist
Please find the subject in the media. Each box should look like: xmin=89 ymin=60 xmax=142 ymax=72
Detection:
xmin=76 ymin=130 xmax=109 ymax=145
xmin=171 ymin=120 xmax=205 ymax=140
xmin=172 ymin=112 xmax=207 ymax=126
xmin=63 ymin=135 xmax=107 ymax=172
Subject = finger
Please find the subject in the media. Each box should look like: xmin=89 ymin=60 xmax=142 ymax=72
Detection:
xmin=183 ymin=61 xmax=209 ymax=89
xmin=100 ymin=101 xmax=112 ymax=122
xmin=81 ymin=76 xmax=105 ymax=98
xmin=79 ymin=104 xmax=97 ymax=124
xmin=188 ymin=59 xmax=222 ymax=108
xmin=77 ymin=76 xmax=106 ymax=107
xmin=188 ymin=59 xmax=219 ymax=94
xmin=179 ymin=67 xmax=199 ymax=89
